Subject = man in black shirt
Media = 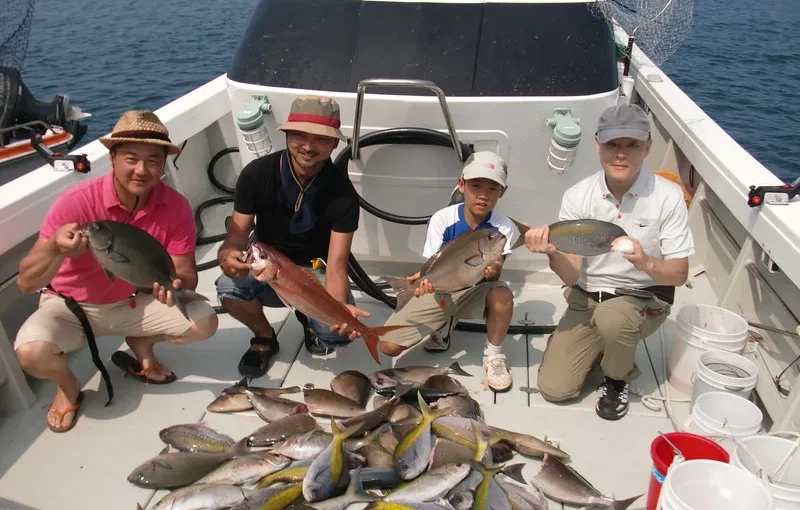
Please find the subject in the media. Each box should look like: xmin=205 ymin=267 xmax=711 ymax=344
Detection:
xmin=216 ymin=95 xmax=370 ymax=378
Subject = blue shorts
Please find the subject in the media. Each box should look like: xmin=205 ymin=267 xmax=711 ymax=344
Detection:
xmin=215 ymin=268 xmax=356 ymax=347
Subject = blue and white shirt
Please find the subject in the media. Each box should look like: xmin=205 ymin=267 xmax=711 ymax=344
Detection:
xmin=422 ymin=204 xmax=517 ymax=258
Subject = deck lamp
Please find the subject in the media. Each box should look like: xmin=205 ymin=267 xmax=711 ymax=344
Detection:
xmin=236 ymin=99 xmax=273 ymax=157
xmin=546 ymin=108 xmax=581 ymax=174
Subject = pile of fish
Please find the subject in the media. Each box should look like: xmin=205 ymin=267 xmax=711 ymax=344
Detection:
xmin=130 ymin=364 xmax=643 ymax=509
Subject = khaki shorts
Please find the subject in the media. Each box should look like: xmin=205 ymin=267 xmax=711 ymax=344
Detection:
xmin=380 ymin=281 xmax=505 ymax=348
xmin=14 ymin=291 xmax=216 ymax=354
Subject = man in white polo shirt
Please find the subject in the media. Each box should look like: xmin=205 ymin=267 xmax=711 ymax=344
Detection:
xmin=524 ymin=103 xmax=694 ymax=420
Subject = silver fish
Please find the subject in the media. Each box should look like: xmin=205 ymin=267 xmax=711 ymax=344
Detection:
xmin=270 ymin=430 xmax=334 ymax=460
xmin=207 ymin=380 xmax=302 ymax=413
xmin=383 ymin=228 xmax=508 ymax=312
xmin=545 ymin=219 xmax=628 ymax=257
xmin=471 ymin=460 xmax=511 ymax=510
xmin=303 ymin=468 xmax=379 ymax=509
xmin=488 ymin=426 xmax=569 ymax=460
xmin=159 ymin=423 xmax=235 ymax=453
xmin=245 ymin=390 xmax=308 ymax=422
xmin=144 ymin=483 xmax=249 ymax=510
xmin=339 ymin=384 xmax=411 ymax=437
xmin=370 ymin=363 xmax=471 ymax=390
xmin=528 ymin=454 xmax=643 ymax=510
xmin=496 ymin=475 xmax=548 ymax=510
xmin=248 ymin=412 xmax=320 ymax=447
xmin=193 ymin=453 xmax=290 ymax=486
xmin=303 ymin=386 xmax=368 ymax=418
xmin=128 ymin=438 xmax=249 ymax=489
xmin=385 ymin=463 xmax=471 ymax=503
xmin=302 ymin=418 xmax=362 ymax=502
xmin=330 ymin=370 xmax=372 ymax=408
xmin=229 ymin=482 xmax=303 ymax=510
xmin=393 ymin=393 xmax=451 ymax=480
xmin=82 ymin=220 xmax=208 ymax=319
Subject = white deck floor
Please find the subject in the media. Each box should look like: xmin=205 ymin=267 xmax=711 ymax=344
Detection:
xmin=0 ymin=241 xmax=718 ymax=510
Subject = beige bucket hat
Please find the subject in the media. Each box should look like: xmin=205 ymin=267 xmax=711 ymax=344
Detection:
xmin=278 ymin=95 xmax=346 ymax=142
xmin=99 ymin=110 xmax=182 ymax=155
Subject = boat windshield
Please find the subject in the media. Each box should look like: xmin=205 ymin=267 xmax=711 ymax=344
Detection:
xmin=229 ymin=0 xmax=618 ymax=96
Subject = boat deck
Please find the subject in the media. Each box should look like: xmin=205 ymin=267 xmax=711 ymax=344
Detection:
xmin=0 ymin=241 xmax=719 ymax=509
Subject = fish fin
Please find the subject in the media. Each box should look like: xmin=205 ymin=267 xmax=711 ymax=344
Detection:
xmin=177 ymin=288 xmax=210 ymax=303
xmin=447 ymin=362 xmax=472 ymax=378
xmin=392 ymin=382 xmax=413 ymax=400
xmin=136 ymin=504 xmax=144 ymax=510
xmin=159 ymin=445 xmax=170 ymax=455
xmin=330 ymin=418 xmax=363 ymax=486
xmin=612 ymin=494 xmax=644 ymax=510
xmin=106 ymin=248 xmax=130 ymax=263
xmin=419 ymin=391 xmax=452 ymax=423
xmin=471 ymin=421 xmax=489 ymax=462
xmin=464 ymin=254 xmax=484 ymax=267
xmin=229 ymin=436 xmax=250 ymax=458
xmin=382 ymin=276 xmax=415 ymax=312
xmin=355 ymin=423 xmax=389 ymax=451
xmin=500 ymin=463 xmax=526 ymax=485
xmin=362 ymin=324 xmax=421 ymax=365
xmin=281 ymin=385 xmax=302 ymax=394
xmin=103 ymin=268 xmax=116 ymax=281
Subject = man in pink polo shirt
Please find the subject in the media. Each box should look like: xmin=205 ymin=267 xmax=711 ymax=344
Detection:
xmin=14 ymin=110 xmax=218 ymax=433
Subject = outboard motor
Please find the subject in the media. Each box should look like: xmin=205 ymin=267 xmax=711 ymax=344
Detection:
xmin=0 ymin=66 xmax=87 ymax=147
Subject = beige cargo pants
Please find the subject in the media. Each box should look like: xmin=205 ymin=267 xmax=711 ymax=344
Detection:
xmin=537 ymin=286 xmax=670 ymax=402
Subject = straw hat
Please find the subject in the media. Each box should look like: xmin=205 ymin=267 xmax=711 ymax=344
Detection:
xmin=99 ymin=110 xmax=182 ymax=155
xmin=278 ymin=95 xmax=346 ymax=142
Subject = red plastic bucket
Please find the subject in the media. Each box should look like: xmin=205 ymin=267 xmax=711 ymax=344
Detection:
xmin=647 ymin=432 xmax=730 ymax=510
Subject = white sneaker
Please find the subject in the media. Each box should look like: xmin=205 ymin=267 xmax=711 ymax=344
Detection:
xmin=483 ymin=353 xmax=512 ymax=392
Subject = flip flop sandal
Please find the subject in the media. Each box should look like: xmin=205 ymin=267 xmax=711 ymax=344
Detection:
xmin=238 ymin=329 xmax=279 ymax=379
xmin=111 ymin=351 xmax=177 ymax=384
xmin=47 ymin=391 xmax=85 ymax=433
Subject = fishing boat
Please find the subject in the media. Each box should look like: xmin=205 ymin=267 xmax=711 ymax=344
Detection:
xmin=0 ymin=0 xmax=798 ymax=508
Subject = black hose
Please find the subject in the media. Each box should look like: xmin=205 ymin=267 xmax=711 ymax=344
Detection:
xmin=195 ymin=147 xmax=238 ymax=271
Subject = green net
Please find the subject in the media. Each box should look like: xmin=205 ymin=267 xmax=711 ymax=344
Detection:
xmin=0 ymin=0 xmax=35 ymax=71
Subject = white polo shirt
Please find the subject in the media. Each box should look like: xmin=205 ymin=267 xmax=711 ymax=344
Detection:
xmin=559 ymin=169 xmax=694 ymax=293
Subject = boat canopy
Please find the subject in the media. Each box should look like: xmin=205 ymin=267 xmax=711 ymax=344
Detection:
xmin=229 ymin=0 xmax=619 ymax=96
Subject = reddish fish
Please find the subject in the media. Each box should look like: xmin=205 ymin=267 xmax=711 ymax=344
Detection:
xmin=245 ymin=242 xmax=413 ymax=364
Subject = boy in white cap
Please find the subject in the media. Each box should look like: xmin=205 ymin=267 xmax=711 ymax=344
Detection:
xmin=378 ymin=151 xmax=516 ymax=392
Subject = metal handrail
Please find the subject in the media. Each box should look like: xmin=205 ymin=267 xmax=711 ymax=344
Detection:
xmin=0 ymin=120 xmax=55 ymax=148
xmin=350 ymin=79 xmax=463 ymax=161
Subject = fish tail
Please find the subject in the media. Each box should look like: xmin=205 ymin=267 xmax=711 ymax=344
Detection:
xmin=418 ymin=392 xmax=451 ymax=423
xmin=361 ymin=324 xmax=415 ymax=365
xmin=471 ymin=421 xmax=489 ymax=462
xmin=507 ymin=216 xmax=531 ymax=250
xmin=382 ymin=276 xmax=414 ymax=311
xmin=613 ymin=494 xmax=644 ymax=510
xmin=447 ymin=361 xmax=472 ymax=378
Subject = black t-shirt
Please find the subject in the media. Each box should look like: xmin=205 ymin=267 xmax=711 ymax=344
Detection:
xmin=233 ymin=150 xmax=360 ymax=265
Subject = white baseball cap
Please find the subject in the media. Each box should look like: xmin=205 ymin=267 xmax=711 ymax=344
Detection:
xmin=461 ymin=151 xmax=508 ymax=187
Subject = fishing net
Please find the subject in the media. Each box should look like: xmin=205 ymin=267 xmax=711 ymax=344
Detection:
xmin=589 ymin=0 xmax=694 ymax=68
xmin=0 ymin=0 xmax=35 ymax=71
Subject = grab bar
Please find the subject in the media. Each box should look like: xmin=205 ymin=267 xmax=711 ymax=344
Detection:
xmin=350 ymin=79 xmax=463 ymax=162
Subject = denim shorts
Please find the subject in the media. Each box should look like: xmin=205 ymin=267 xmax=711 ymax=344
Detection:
xmin=215 ymin=268 xmax=356 ymax=347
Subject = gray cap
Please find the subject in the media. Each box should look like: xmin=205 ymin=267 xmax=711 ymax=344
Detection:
xmin=595 ymin=104 xmax=650 ymax=143
xmin=461 ymin=151 xmax=508 ymax=187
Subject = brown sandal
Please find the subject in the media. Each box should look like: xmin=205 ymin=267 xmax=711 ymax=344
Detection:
xmin=47 ymin=391 xmax=84 ymax=433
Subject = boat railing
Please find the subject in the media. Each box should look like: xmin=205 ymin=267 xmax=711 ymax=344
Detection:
xmin=0 ymin=120 xmax=55 ymax=148
xmin=350 ymin=78 xmax=464 ymax=162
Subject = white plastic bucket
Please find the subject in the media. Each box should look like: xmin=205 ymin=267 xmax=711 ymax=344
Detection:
xmin=687 ymin=391 xmax=763 ymax=456
xmin=733 ymin=435 xmax=800 ymax=509
xmin=690 ymin=350 xmax=759 ymax=409
xmin=667 ymin=304 xmax=749 ymax=394
xmin=659 ymin=459 xmax=771 ymax=509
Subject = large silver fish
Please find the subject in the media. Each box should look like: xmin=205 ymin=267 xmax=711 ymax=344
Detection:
xmin=384 ymin=463 xmax=471 ymax=503
xmin=370 ymin=363 xmax=471 ymax=390
xmin=383 ymin=228 xmax=507 ymax=312
xmin=82 ymin=220 xmax=208 ymax=319
xmin=248 ymin=412 xmax=320 ymax=447
xmin=512 ymin=218 xmax=628 ymax=257
xmin=206 ymin=380 xmax=302 ymax=413
xmin=393 ymin=393 xmax=451 ymax=480
xmin=244 ymin=389 xmax=308 ymax=422
xmin=229 ymin=482 xmax=303 ymax=510
xmin=303 ymin=386 xmax=368 ymax=418
xmin=159 ymin=423 xmax=235 ymax=453
xmin=193 ymin=453 xmax=290 ymax=486
xmin=528 ymin=454 xmax=643 ymax=509
xmin=302 ymin=418 xmax=362 ymax=502
xmin=127 ymin=438 xmax=249 ymax=489
xmin=141 ymin=483 xmax=249 ymax=510
xmin=496 ymin=474 xmax=548 ymax=510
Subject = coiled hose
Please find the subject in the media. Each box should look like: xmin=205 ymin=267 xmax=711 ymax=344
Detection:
xmin=194 ymin=128 xmax=556 ymax=334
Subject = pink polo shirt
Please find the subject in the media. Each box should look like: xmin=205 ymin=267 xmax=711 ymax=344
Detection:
xmin=40 ymin=172 xmax=196 ymax=304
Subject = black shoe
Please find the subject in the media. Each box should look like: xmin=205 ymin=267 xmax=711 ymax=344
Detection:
xmin=295 ymin=311 xmax=334 ymax=356
xmin=238 ymin=328 xmax=279 ymax=378
xmin=423 ymin=332 xmax=451 ymax=352
xmin=596 ymin=376 xmax=629 ymax=421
